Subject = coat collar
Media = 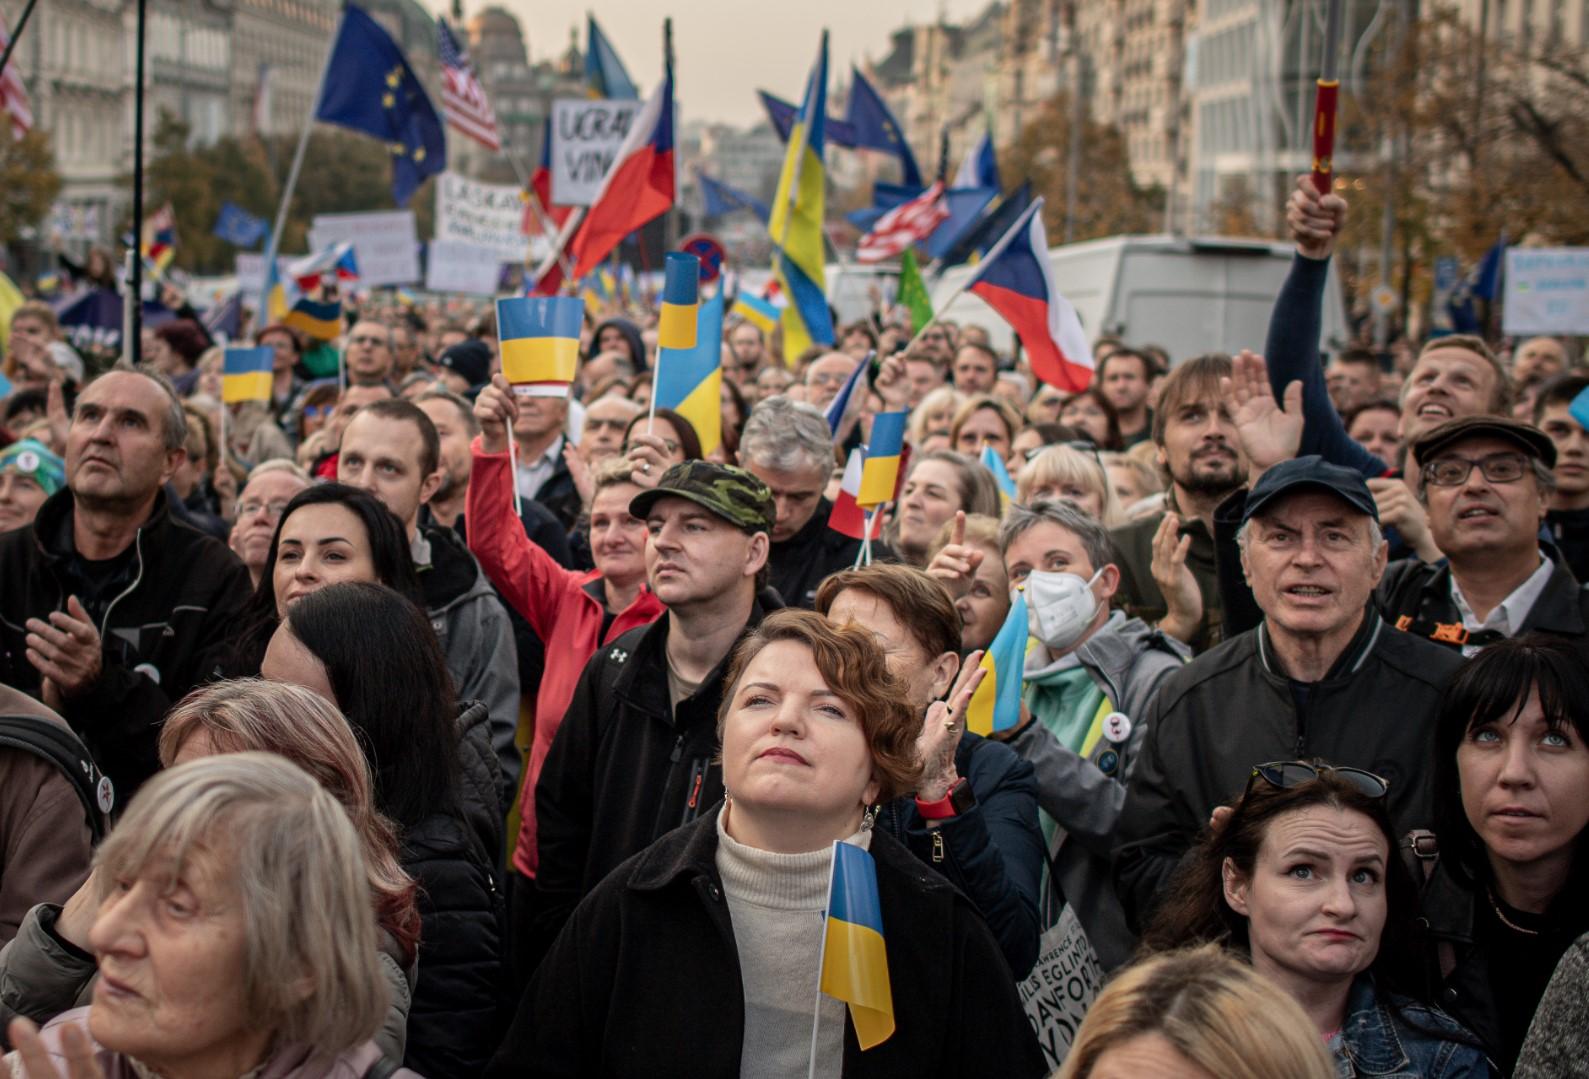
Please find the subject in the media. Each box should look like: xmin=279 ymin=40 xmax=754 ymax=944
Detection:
xmin=1337 ymin=974 xmax=1412 ymax=1076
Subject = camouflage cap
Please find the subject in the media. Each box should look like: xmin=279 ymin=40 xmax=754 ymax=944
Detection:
xmin=628 ymin=460 xmax=776 ymax=535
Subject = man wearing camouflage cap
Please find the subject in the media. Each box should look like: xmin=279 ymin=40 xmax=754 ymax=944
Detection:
xmin=531 ymin=459 xmax=782 ymax=962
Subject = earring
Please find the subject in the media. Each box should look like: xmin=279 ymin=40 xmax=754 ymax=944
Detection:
xmin=861 ymin=804 xmax=878 ymax=832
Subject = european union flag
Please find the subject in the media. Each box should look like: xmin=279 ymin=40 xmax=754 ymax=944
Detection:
xmin=697 ymin=171 xmax=769 ymax=224
xmin=845 ymin=68 xmax=921 ymax=187
xmin=315 ymin=4 xmax=446 ymax=206
xmin=757 ymin=90 xmax=858 ymax=149
xmin=212 ymin=202 xmax=269 ymax=248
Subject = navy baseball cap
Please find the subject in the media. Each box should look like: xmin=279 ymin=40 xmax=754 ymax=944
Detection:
xmin=1241 ymin=455 xmax=1379 ymax=525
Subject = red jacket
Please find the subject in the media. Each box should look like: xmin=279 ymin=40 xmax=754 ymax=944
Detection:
xmin=466 ymin=438 xmax=664 ymax=877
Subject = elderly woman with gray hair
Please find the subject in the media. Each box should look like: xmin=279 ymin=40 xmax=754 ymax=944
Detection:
xmin=1 ymin=752 xmax=420 ymax=1078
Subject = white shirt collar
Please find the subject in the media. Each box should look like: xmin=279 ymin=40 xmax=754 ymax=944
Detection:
xmin=1450 ymin=553 xmax=1554 ymax=654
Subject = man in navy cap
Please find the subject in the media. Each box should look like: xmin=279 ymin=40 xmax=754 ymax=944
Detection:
xmin=1113 ymin=455 xmax=1464 ymax=928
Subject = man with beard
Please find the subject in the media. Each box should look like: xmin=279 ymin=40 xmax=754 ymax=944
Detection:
xmin=1109 ymin=353 xmax=1249 ymax=652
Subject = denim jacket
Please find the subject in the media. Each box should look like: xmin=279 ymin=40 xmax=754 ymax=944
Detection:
xmin=1332 ymin=975 xmax=1497 ymax=1078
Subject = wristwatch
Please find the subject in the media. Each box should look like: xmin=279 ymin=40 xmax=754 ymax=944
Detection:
xmin=915 ymin=777 xmax=976 ymax=820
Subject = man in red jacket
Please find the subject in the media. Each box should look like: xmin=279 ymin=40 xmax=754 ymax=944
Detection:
xmin=469 ymin=373 xmax=664 ymax=985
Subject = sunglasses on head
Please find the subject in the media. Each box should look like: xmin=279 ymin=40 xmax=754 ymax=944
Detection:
xmin=1023 ymin=439 xmax=1103 ymax=463
xmin=1245 ymin=760 xmax=1390 ymax=800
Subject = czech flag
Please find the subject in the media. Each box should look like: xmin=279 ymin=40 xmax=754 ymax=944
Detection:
xmin=858 ymin=411 xmax=906 ymax=507
xmin=654 ymin=285 xmax=725 ymax=457
xmin=823 ymin=355 xmax=869 ymax=435
xmin=819 ymin=840 xmax=895 ymax=1050
xmin=964 ymin=588 xmax=1029 ymax=736
xmin=496 ymin=294 xmax=583 ymax=397
xmin=980 ymin=443 xmax=1017 ymax=505
xmin=535 ymin=63 xmax=675 ymax=289
xmin=222 ymin=346 xmax=274 ymax=404
xmin=966 ymin=197 xmax=1093 ymax=393
xmin=730 ymin=291 xmax=780 ymax=336
xmin=828 ymin=447 xmax=883 ymax=541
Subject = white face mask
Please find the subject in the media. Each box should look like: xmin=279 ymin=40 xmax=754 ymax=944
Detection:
xmin=1020 ymin=567 xmax=1104 ymax=652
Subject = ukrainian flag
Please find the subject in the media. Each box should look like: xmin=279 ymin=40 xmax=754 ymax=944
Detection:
xmin=653 ymin=286 xmax=724 ymax=456
xmin=496 ymin=294 xmax=583 ymax=397
xmin=981 ymin=443 xmax=1017 ymax=505
xmin=658 ymin=252 xmax=699 ymax=351
xmin=820 ymin=839 xmax=894 ymax=1050
xmin=857 ymin=411 xmax=906 ymax=506
xmin=965 ymin=588 xmax=1029 ymax=736
xmin=767 ymin=33 xmax=835 ymax=358
xmin=222 ymin=346 xmax=274 ymax=404
xmin=285 ymin=297 xmax=342 ymax=342
xmin=730 ymin=291 xmax=779 ymax=336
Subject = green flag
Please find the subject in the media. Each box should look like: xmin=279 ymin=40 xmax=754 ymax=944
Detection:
xmin=898 ymin=249 xmax=934 ymax=334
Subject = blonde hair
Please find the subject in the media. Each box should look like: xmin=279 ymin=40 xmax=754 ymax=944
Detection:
xmin=1017 ymin=444 xmax=1125 ymax=526
xmin=948 ymin=393 xmax=1022 ymax=449
xmin=95 ymin=753 xmax=389 ymax=1056
xmin=158 ymin=680 xmax=420 ymax=964
xmin=592 ymin=454 xmax=644 ymax=495
xmin=1100 ymin=451 xmax=1163 ymax=498
xmin=908 ymin=385 xmax=965 ymax=447
xmin=1058 ymin=945 xmax=1334 ymax=1079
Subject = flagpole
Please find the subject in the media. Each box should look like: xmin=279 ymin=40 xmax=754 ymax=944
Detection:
xmin=893 ymin=197 xmax=1043 ymax=358
xmin=0 ymin=0 xmax=40 ymax=81
xmin=807 ymin=841 xmax=839 ymax=1079
xmin=129 ymin=0 xmax=147 ymax=363
xmin=262 ymin=15 xmax=339 ymax=316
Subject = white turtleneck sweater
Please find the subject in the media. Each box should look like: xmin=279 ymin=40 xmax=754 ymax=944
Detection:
xmin=714 ymin=809 xmax=872 ymax=1079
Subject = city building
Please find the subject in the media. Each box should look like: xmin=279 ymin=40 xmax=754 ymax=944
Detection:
xmin=228 ymin=0 xmax=339 ymax=140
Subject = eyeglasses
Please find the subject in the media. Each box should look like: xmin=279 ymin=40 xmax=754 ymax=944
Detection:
xmin=1421 ymin=451 xmax=1530 ymax=488
xmin=238 ymin=499 xmax=291 ymax=520
xmin=302 ymin=405 xmax=333 ymax=419
xmin=1245 ymin=761 xmax=1390 ymax=800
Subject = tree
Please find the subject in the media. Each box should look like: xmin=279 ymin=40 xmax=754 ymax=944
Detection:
xmin=1000 ymin=91 xmax=1160 ymax=242
xmin=0 ymin=128 xmax=63 ymax=246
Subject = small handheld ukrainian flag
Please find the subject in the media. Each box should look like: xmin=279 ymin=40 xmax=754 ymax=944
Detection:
xmin=729 ymin=290 xmax=779 ymax=336
xmin=496 ymin=295 xmax=583 ymax=398
xmin=857 ymin=411 xmax=907 ymax=507
xmin=653 ymin=285 xmax=724 ymax=457
xmin=980 ymin=443 xmax=1017 ymax=505
xmin=965 ymin=588 xmax=1029 ymax=736
xmin=819 ymin=840 xmax=894 ymax=1050
xmin=657 ymin=252 xmax=699 ymax=351
xmin=222 ymin=346 xmax=274 ymax=404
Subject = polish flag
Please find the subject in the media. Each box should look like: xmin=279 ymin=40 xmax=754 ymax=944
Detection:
xmin=828 ymin=448 xmax=885 ymax=541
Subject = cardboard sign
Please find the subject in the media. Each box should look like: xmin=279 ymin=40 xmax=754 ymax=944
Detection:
xmin=436 ymin=172 xmax=530 ymax=262
xmin=307 ymin=211 xmax=420 ymax=287
xmin=1504 ymin=248 xmax=1589 ymax=334
xmin=550 ymin=97 xmax=642 ymax=206
xmin=425 ymin=240 xmax=505 ymax=296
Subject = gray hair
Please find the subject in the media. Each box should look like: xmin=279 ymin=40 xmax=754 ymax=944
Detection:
xmin=739 ymin=395 xmax=834 ymax=474
xmin=95 ymin=752 xmax=388 ymax=1054
xmin=93 ymin=365 xmax=187 ymax=452
xmin=1000 ymin=498 xmax=1118 ymax=574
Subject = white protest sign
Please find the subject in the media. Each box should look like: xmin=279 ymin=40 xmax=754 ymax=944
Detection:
xmin=308 ymin=211 xmax=420 ymax=287
xmin=436 ymin=172 xmax=529 ymax=261
xmin=551 ymin=97 xmax=642 ymax=206
xmin=1504 ymin=248 xmax=1589 ymax=334
xmin=425 ymin=240 xmax=504 ymax=296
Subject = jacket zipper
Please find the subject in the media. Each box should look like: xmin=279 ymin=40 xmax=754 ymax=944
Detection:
xmin=932 ymin=832 xmax=945 ymax=864
xmin=98 ymin=529 xmax=146 ymax=640
xmin=679 ymin=756 xmax=707 ymax=827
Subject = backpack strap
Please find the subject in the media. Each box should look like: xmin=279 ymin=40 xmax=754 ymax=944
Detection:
xmin=0 ymin=714 xmax=112 ymax=840
xmin=1399 ymin=829 xmax=1439 ymax=885
xmin=361 ymin=1057 xmax=400 ymax=1079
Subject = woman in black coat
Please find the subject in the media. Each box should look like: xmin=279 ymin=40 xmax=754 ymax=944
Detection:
xmin=491 ymin=610 xmax=1044 ymax=1078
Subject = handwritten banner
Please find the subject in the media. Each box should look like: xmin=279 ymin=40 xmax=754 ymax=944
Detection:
xmin=1504 ymin=248 xmax=1589 ymax=335
xmin=550 ymin=97 xmax=642 ymax=207
xmin=436 ymin=172 xmax=530 ymax=262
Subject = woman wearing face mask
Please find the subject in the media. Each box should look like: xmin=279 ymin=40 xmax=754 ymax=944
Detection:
xmin=1145 ymin=763 xmax=1492 ymax=1077
xmin=984 ymin=500 xmax=1188 ymax=970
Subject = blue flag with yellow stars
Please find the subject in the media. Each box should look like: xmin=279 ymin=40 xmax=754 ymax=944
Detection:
xmin=315 ymin=4 xmax=446 ymax=206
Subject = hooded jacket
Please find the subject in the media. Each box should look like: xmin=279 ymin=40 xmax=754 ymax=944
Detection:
xmin=531 ymin=591 xmax=781 ymax=962
xmin=1008 ymin=611 xmax=1187 ymax=969
xmin=0 ymin=488 xmax=253 ymax=799
xmin=466 ymin=441 xmax=664 ymax=879
xmin=491 ymin=807 xmax=1046 ymax=1078
xmin=415 ymin=523 xmax=520 ymax=797
xmin=589 ymin=317 xmax=647 ymax=373
xmin=1114 ymin=613 xmax=1463 ymax=930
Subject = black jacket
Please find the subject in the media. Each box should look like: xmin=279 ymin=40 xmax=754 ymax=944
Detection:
xmin=1374 ymin=553 xmax=1589 ymax=648
xmin=400 ymin=701 xmax=508 ymax=1079
xmin=528 ymin=449 xmax=582 ymax=535
xmin=0 ymin=489 xmax=252 ymax=800
xmin=532 ymin=591 xmax=782 ymax=960
xmin=769 ymin=497 xmax=887 ymax=609
xmin=1111 ymin=506 xmax=1224 ymax=653
xmin=875 ymin=733 xmax=1044 ymax=979
xmin=491 ymin=808 xmax=1046 ymax=1078
xmin=1114 ymin=613 xmax=1463 ymax=929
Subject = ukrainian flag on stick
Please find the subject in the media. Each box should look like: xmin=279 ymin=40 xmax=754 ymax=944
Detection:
xmin=730 ymin=290 xmax=780 ymax=337
xmin=222 ymin=346 xmax=274 ymax=404
xmin=857 ymin=411 xmax=906 ymax=506
xmin=965 ymin=588 xmax=1029 ymax=736
xmin=657 ymin=252 xmax=699 ymax=351
xmin=767 ymin=32 xmax=835 ymax=358
xmin=980 ymin=443 xmax=1017 ymax=506
xmin=819 ymin=840 xmax=895 ymax=1050
xmin=654 ymin=277 xmax=725 ymax=457
xmin=496 ymin=295 xmax=583 ymax=398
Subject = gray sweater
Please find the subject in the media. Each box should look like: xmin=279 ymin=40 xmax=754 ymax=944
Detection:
xmin=1516 ymin=930 xmax=1589 ymax=1078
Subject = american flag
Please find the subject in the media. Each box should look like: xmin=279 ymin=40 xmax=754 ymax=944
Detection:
xmin=0 ymin=23 xmax=33 ymax=140
xmin=855 ymin=182 xmax=949 ymax=264
xmin=437 ymin=18 xmax=500 ymax=151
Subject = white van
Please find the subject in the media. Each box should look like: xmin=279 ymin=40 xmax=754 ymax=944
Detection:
xmin=926 ymin=234 xmax=1350 ymax=364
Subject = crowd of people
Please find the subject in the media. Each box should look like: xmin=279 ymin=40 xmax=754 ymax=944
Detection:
xmin=0 ymin=174 xmax=1586 ymax=1077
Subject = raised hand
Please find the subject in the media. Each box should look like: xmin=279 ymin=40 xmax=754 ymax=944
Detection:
xmin=925 ymin=511 xmax=984 ymax=600
xmin=563 ymin=442 xmax=594 ymax=508
xmin=1150 ymin=513 xmax=1203 ymax=645
xmin=1368 ymin=477 xmax=1440 ymax=562
xmin=473 ymin=374 xmax=518 ymax=455
xmin=873 ymin=352 xmax=911 ymax=411
xmin=3 ymin=1016 xmax=106 ymax=1079
xmin=1286 ymin=174 xmax=1347 ymax=261
xmin=25 ymin=597 xmax=102 ymax=701
xmin=1221 ymin=349 xmax=1303 ymax=475
xmin=916 ymin=651 xmax=987 ymax=801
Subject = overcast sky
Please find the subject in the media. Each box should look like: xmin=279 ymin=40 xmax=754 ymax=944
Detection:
xmin=431 ymin=0 xmax=997 ymax=127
